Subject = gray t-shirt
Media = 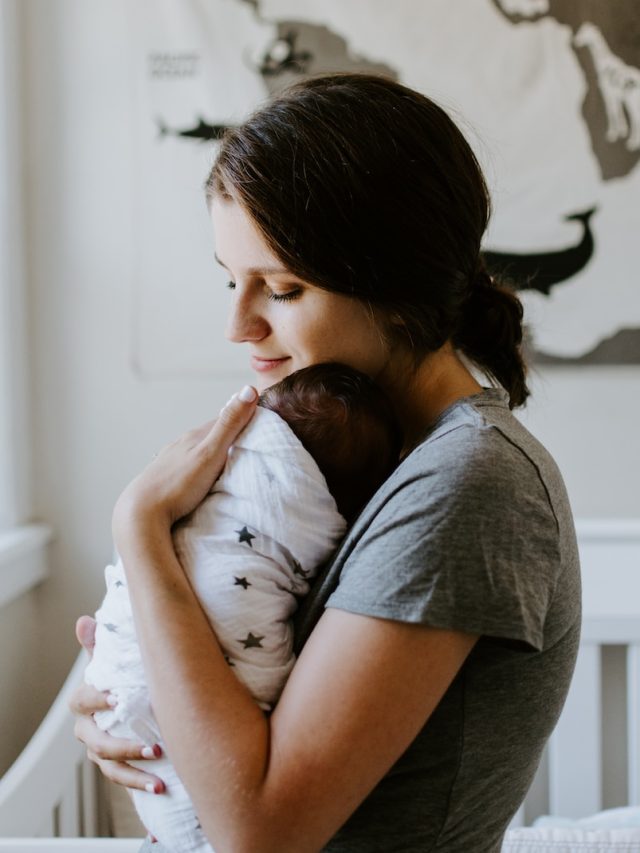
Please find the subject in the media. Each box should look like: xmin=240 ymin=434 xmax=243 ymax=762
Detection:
xmin=293 ymin=387 xmax=581 ymax=852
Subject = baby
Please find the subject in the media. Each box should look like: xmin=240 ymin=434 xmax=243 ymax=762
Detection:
xmin=84 ymin=362 xmax=401 ymax=852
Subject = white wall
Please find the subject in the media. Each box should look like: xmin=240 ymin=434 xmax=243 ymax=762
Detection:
xmin=3 ymin=0 xmax=639 ymax=771
xmin=20 ymin=0 xmax=249 ymax=712
xmin=519 ymin=367 xmax=640 ymax=518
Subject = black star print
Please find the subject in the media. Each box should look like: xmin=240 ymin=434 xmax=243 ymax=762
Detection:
xmin=292 ymin=560 xmax=309 ymax=578
xmin=235 ymin=526 xmax=256 ymax=547
xmin=104 ymin=623 xmax=118 ymax=633
xmin=234 ymin=576 xmax=252 ymax=589
xmin=238 ymin=632 xmax=265 ymax=649
xmin=114 ymin=580 xmax=125 ymax=588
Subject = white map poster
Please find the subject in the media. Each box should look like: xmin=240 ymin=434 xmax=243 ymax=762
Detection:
xmin=132 ymin=0 xmax=640 ymax=377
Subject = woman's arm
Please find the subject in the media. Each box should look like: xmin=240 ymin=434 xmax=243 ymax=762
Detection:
xmin=78 ymin=390 xmax=477 ymax=852
xmin=127 ymin=545 xmax=475 ymax=853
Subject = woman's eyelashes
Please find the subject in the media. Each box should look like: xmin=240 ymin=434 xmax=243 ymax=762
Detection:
xmin=267 ymin=288 xmax=302 ymax=303
xmin=225 ymin=281 xmax=302 ymax=302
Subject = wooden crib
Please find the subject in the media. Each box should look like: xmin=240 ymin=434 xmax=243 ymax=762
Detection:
xmin=1 ymin=521 xmax=639 ymax=851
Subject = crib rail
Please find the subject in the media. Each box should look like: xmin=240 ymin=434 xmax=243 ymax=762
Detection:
xmin=515 ymin=520 xmax=640 ymax=825
xmin=0 ymin=653 xmax=102 ymax=837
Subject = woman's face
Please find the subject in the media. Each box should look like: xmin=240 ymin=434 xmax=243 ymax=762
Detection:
xmin=211 ymin=198 xmax=392 ymax=391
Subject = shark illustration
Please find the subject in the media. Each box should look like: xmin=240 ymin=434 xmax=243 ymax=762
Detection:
xmin=157 ymin=117 xmax=231 ymax=142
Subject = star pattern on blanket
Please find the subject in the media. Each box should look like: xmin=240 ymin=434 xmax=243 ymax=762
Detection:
xmin=104 ymin=623 xmax=118 ymax=633
xmin=114 ymin=580 xmax=125 ymax=588
xmin=238 ymin=632 xmax=265 ymax=649
xmin=234 ymin=576 xmax=252 ymax=589
xmin=235 ymin=525 xmax=256 ymax=547
xmin=264 ymin=469 xmax=276 ymax=484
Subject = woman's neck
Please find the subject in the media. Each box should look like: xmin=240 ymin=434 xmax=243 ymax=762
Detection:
xmin=380 ymin=344 xmax=484 ymax=457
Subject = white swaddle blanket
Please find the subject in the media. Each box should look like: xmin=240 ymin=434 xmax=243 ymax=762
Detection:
xmin=84 ymin=406 xmax=346 ymax=852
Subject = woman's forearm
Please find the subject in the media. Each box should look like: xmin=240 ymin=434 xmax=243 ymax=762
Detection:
xmin=117 ymin=513 xmax=479 ymax=853
xmin=120 ymin=519 xmax=278 ymax=852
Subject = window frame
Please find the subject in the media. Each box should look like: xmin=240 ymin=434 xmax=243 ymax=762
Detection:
xmin=0 ymin=0 xmax=51 ymax=605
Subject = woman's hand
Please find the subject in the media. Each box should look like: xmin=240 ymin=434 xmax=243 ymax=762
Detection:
xmin=112 ymin=386 xmax=258 ymax=551
xmin=70 ymin=616 xmax=166 ymax=794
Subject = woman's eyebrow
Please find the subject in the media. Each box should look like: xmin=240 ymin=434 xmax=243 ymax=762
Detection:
xmin=214 ymin=253 xmax=290 ymax=277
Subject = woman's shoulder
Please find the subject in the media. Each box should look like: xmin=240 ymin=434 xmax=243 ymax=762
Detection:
xmin=398 ymin=387 xmax=567 ymax=514
xmin=356 ymin=385 xmax=578 ymax=587
xmin=294 ymin=387 xmax=579 ymax=652
xmin=314 ymin=389 xmax=579 ymax=650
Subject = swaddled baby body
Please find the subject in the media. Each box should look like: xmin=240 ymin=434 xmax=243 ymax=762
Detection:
xmin=85 ymin=363 xmax=401 ymax=852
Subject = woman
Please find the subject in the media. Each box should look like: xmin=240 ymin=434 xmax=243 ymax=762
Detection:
xmin=71 ymin=73 xmax=581 ymax=852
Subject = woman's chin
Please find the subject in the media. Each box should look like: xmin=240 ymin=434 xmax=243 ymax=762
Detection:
xmin=253 ymin=363 xmax=296 ymax=392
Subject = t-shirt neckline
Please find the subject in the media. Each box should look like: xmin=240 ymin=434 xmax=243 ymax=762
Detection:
xmin=404 ymin=386 xmax=509 ymax=461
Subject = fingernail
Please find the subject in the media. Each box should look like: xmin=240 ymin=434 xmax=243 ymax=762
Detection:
xmin=152 ymin=743 xmax=162 ymax=757
xmin=106 ymin=694 xmax=117 ymax=707
xmin=141 ymin=746 xmax=155 ymax=759
xmin=145 ymin=781 xmax=164 ymax=794
xmin=238 ymin=385 xmax=257 ymax=402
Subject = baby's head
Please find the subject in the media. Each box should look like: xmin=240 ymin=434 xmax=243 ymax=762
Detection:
xmin=259 ymin=363 xmax=402 ymax=523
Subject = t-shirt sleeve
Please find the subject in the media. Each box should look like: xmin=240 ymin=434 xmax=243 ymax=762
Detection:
xmin=326 ymin=426 xmax=562 ymax=651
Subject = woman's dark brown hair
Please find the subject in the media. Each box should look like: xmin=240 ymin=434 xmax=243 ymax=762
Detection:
xmin=206 ymin=73 xmax=529 ymax=408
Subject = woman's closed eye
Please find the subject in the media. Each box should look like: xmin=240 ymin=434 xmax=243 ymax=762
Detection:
xmin=267 ymin=287 xmax=302 ymax=303
xmin=225 ymin=280 xmax=302 ymax=303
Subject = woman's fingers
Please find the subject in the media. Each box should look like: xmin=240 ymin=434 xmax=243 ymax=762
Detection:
xmin=87 ymin=753 xmax=165 ymax=794
xmin=75 ymin=615 xmax=97 ymax=656
xmin=69 ymin=681 xmax=112 ymax=715
xmin=113 ymin=386 xmax=259 ymax=537
xmin=74 ymin=714 xmax=162 ymax=763
xmin=202 ymin=386 xmax=258 ymax=463
xmin=72 ymin=700 xmax=166 ymax=793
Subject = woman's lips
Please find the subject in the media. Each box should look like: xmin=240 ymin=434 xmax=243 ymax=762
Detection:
xmin=250 ymin=355 xmax=290 ymax=373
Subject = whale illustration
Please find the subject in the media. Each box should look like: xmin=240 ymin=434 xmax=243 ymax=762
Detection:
xmin=482 ymin=207 xmax=597 ymax=295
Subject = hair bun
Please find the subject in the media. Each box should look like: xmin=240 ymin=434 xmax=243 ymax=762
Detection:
xmin=454 ymin=262 xmax=529 ymax=408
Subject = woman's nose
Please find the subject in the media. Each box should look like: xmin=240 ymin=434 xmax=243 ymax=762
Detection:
xmin=225 ymin=293 xmax=270 ymax=343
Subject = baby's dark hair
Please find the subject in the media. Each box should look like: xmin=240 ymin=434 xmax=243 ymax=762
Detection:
xmin=259 ymin=363 xmax=402 ymax=523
